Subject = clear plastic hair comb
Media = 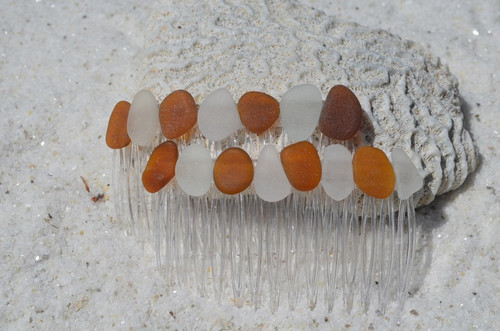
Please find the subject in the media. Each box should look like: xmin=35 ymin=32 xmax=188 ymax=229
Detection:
xmin=105 ymin=84 xmax=424 ymax=313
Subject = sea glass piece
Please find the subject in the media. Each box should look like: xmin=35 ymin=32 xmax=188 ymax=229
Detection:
xmin=280 ymin=84 xmax=323 ymax=141
xmin=198 ymin=88 xmax=243 ymax=141
xmin=391 ymin=148 xmax=423 ymax=200
xmin=142 ymin=141 xmax=178 ymax=193
xmin=352 ymin=146 xmax=395 ymax=199
xmin=127 ymin=89 xmax=159 ymax=146
xmin=106 ymin=101 xmax=131 ymax=149
xmin=213 ymin=147 xmax=254 ymax=194
xmin=254 ymin=144 xmax=291 ymax=202
xmin=318 ymin=85 xmax=362 ymax=140
xmin=280 ymin=141 xmax=322 ymax=191
xmin=159 ymin=90 xmax=198 ymax=139
xmin=175 ymin=144 xmax=214 ymax=196
xmin=237 ymin=91 xmax=279 ymax=134
xmin=322 ymin=144 xmax=354 ymax=201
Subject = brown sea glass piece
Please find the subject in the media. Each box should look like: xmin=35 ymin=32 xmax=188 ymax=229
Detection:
xmin=352 ymin=146 xmax=395 ymax=199
xmin=159 ymin=90 xmax=198 ymax=139
xmin=280 ymin=141 xmax=322 ymax=191
xmin=213 ymin=148 xmax=254 ymax=194
xmin=318 ymin=85 xmax=362 ymax=140
xmin=237 ymin=91 xmax=279 ymax=134
xmin=142 ymin=141 xmax=179 ymax=193
xmin=106 ymin=101 xmax=131 ymax=149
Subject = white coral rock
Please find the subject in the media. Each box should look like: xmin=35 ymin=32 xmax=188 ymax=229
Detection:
xmin=139 ymin=0 xmax=477 ymax=207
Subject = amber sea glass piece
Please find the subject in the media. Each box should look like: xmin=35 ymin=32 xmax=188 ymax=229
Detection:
xmin=352 ymin=146 xmax=395 ymax=199
xmin=159 ymin=90 xmax=198 ymax=139
xmin=318 ymin=85 xmax=362 ymax=140
xmin=142 ymin=141 xmax=178 ymax=193
xmin=280 ymin=141 xmax=322 ymax=191
xmin=237 ymin=91 xmax=279 ymax=134
xmin=106 ymin=101 xmax=131 ymax=149
xmin=213 ymin=148 xmax=254 ymax=194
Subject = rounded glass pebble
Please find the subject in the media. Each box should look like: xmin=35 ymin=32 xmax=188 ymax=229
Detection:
xmin=127 ymin=90 xmax=159 ymax=146
xmin=213 ymin=147 xmax=254 ymax=194
xmin=318 ymin=85 xmax=362 ymax=140
xmin=106 ymin=101 xmax=131 ymax=149
xmin=175 ymin=144 xmax=214 ymax=197
xmin=280 ymin=84 xmax=323 ymax=141
xmin=352 ymin=146 xmax=395 ymax=199
xmin=321 ymin=144 xmax=354 ymax=201
xmin=237 ymin=91 xmax=279 ymax=134
xmin=142 ymin=141 xmax=178 ymax=193
xmin=159 ymin=90 xmax=198 ymax=139
xmin=198 ymin=88 xmax=243 ymax=141
xmin=280 ymin=141 xmax=322 ymax=191
xmin=254 ymin=144 xmax=291 ymax=202
xmin=391 ymin=148 xmax=423 ymax=200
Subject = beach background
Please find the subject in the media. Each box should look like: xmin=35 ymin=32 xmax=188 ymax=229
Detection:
xmin=1 ymin=0 xmax=498 ymax=329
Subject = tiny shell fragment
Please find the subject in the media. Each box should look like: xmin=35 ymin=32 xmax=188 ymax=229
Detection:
xmin=142 ymin=141 xmax=178 ymax=193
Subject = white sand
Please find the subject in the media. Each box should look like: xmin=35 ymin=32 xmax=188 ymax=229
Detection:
xmin=1 ymin=0 xmax=498 ymax=329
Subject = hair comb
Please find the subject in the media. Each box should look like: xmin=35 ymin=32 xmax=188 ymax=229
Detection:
xmin=105 ymin=84 xmax=424 ymax=314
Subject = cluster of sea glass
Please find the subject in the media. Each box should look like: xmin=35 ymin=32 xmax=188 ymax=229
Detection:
xmin=106 ymin=84 xmax=425 ymax=313
xmin=107 ymin=84 xmax=361 ymax=147
xmin=106 ymin=85 xmax=423 ymax=202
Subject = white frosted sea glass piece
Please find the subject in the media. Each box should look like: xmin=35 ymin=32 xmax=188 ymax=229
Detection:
xmin=175 ymin=143 xmax=214 ymax=196
xmin=322 ymin=144 xmax=354 ymax=201
xmin=198 ymin=88 xmax=243 ymax=141
xmin=127 ymin=90 xmax=159 ymax=146
xmin=391 ymin=148 xmax=423 ymax=200
xmin=280 ymin=84 xmax=323 ymax=141
xmin=254 ymin=144 xmax=291 ymax=202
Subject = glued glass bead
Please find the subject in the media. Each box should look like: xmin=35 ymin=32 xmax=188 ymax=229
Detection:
xmin=175 ymin=144 xmax=213 ymax=196
xmin=280 ymin=141 xmax=322 ymax=191
xmin=106 ymin=101 xmax=131 ymax=149
xmin=254 ymin=144 xmax=291 ymax=202
xmin=237 ymin=91 xmax=279 ymax=134
xmin=142 ymin=141 xmax=178 ymax=193
xmin=198 ymin=88 xmax=243 ymax=141
xmin=213 ymin=147 xmax=254 ymax=194
xmin=127 ymin=90 xmax=159 ymax=146
xmin=280 ymin=84 xmax=323 ymax=141
xmin=322 ymin=144 xmax=354 ymax=201
xmin=391 ymin=148 xmax=423 ymax=200
xmin=352 ymin=146 xmax=395 ymax=199
xmin=159 ymin=90 xmax=198 ymax=139
xmin=318 ymin=85 xmax=362 ymax=140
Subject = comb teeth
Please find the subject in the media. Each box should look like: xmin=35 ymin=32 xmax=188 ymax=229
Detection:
xmin=111 ymin=131 xmax=419 ymax=314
